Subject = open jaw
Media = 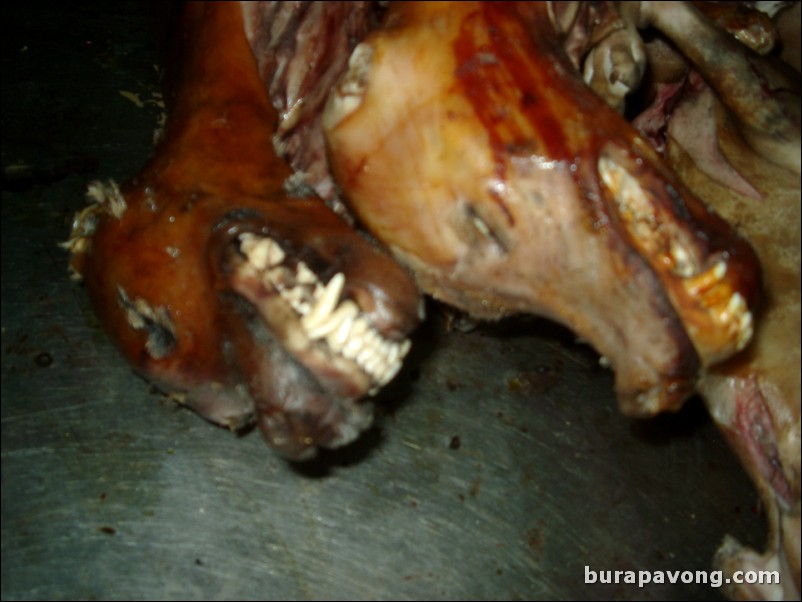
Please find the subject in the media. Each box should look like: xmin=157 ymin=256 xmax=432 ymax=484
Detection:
xmin=234 ymin=234 xmax=411 ymax=392
xmin=219 ymin=230 xmax=414 ymax=460
xmin=68 ymin=182 xmax=421 ymax=461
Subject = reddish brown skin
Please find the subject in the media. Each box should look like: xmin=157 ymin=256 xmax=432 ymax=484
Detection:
xmin=70 ymin=2 xmax=421 ymax=460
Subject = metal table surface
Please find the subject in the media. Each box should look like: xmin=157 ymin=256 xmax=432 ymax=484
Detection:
xmin=1 ymin=3 xmax=765 ymax=600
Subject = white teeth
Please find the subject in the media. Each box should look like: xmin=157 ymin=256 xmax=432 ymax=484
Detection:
xmin=241 ymin=235 xmax=412 ymax=389
xmin=285 ymin=287 xmax=309 ymax=313
xmin=307 ymin=298 xmax=359 ymax=340
xmin=329 ymin=314 xmax=354 ymax=348
xmin=377 ymin=361 xmax=402 ymax=387
xmin=712 ymin=260 xmax=726 ymax=281
xmin=670 ymin=242 xmax=694 ymax=278
xmin=356 ymin=347 xmax=374 ymax=367
xmin=385 ymin=344 xmax=399 ymax=367
xmin=350 ymin=318 xmax=369 ymax=339
xmin=302 ymin=272 xmax=345 ymax=332
xmin=684 ymin=260 xmax=727 ymax=296
xmin=399 ymin=340 xmax=411 ymax=356
xmin=297 ymin=262 xmax=317 ymax=285
xmin=241 ymin=234 xmax=285 ymax=270
xmin=364 ymin=354 xmax=383 ymax=377
xmin=343 ymin=337 xmax=363 ymax=360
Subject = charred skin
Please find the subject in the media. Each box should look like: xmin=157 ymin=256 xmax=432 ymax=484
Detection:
xmin=323 ymin=1 xmax=761 ymax=416
xmin=66 ymin=2 xmax=420 ymax=460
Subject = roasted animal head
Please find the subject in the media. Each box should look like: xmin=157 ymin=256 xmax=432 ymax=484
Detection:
xmin=323 ymin=1 xmax=761 ymax=417
xmin=65 ymin=2 xmax=421 ymax=460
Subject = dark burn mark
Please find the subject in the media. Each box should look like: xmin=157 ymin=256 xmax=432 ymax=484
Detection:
xmin=117 ymin=289 xmax=177 ymax=360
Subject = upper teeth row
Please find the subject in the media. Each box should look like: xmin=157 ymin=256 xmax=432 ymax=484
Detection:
xmin=683 ymin=259 xmax=753 ymax=355
xmin=240 ymin=233 xmax=411 ymax=389
xmin=598 ymin=157 xmax=754 ymax=358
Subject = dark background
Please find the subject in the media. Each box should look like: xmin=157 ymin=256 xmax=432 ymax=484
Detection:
xmin=2 ymin=3 xmax=765 ymax=600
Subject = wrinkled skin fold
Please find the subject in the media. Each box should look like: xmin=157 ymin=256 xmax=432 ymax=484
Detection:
xmin=323 ymin=1 xmax=761 ymax=416
xmin=66 ymin=2 xmax=421 ymax=460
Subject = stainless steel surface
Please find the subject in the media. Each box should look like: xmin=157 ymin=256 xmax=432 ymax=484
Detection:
xmin=2 ymin=3 xmax=765 ymax=600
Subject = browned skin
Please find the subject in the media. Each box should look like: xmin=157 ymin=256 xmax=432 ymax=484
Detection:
xmin=67 ymin=2 xmax=421 ymax=460
xmin=323 ymin=1 xmax=761 ymax=416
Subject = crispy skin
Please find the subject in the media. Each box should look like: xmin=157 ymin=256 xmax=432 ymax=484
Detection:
xmin=324 ymin=1 xmax=761 ymax=416
xmin=68 ymin=2 xmax=421 ymax=460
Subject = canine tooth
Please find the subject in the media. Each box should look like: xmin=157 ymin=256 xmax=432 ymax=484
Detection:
xmin=302 ymin=273 xmax=345 ymax=332
xmin=307 ymin=299 xmax=359 ymax=340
